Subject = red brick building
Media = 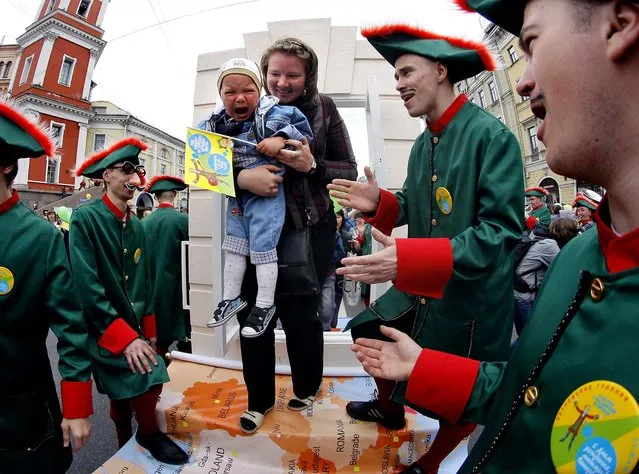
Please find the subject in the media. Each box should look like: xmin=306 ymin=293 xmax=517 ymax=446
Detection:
xmin=9 ymin=0 xmax=109 ymax=207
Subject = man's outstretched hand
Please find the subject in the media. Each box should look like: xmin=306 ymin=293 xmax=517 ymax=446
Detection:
xmin=328 ymin=166 xmax=380 ymax=213
xmin=351 ymin=325 xmax=422 ymax=381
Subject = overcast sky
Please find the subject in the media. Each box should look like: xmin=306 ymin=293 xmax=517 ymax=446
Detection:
xmin=1 ymin=0 xmax=483 ymax=172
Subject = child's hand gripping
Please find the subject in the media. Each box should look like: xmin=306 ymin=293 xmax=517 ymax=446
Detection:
xmin=256 ymin=136 xmax=286 ymax=157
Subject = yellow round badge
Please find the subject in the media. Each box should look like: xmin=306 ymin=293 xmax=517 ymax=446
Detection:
xmin=134 ymin=248 xmax=142 ymax=265
xmin=0 ymin=267 xmax=15 ymax=295
xmin=435 ymin=187 xmax=453 ymax=215
xmin=550 ymin=380 xmax=639 ymax=474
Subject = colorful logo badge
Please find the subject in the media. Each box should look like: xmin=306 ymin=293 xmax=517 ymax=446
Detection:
xmin=0 ymin=267 xmax=15 ymax=296
xmin=550 ymin=380 xmax=639 ymax=474
xmin=435 ymin=187 xmax=453 ymax=215
xmin=134 ymin=248 xmax=142 ymax=265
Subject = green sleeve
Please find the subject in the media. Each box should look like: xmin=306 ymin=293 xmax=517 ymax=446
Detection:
xmin=46 ymin=231 xmax=92 ymax=382
xmin=460 ymin=361 xmax=509 ymax=425
xmin=450 ymin=130 xmax=524 ymax=281
xmin=69 ymin=211 xmax=120 ymax=337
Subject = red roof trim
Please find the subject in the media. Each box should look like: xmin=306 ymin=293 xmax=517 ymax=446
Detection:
xmin=144 ymin=174 xmax=186 ymax=193
xmin=0 ymin=102 xmax=55 ymax=157
xmin=360 ymin=23 xmax=497 ymax=71
xmin=74 ymin=138 xmax=148 ymax=177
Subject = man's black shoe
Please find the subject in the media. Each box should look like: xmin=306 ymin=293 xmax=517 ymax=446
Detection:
xmin=345 ymin=400 xmax=406 ymax=430
xmin=136 ymin=431 xmax=189 ymax=465
xmin=400 ymin=462 xmax=429 ymax=474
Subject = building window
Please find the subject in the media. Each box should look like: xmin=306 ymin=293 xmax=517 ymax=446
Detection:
xmin=46 ymin=157 xmax=59 ymax=183
xmin=178 ymin=152 xmax=184 ymax=165
xmin=3 ymin=61 xmax=12 ymax=79
xmin=478 ymin=90 xmax=486 ymax=108
xmin=77 ymin=0 xmax=92 ymax=18
xmin=528 ymin=125 xmax=539 ymax=154
xmin=160 ymin=148 xmax=168 ymax=159
xmin=19 ymin=56 xmax=33 ymax=85
xmin=50 ymin=123 xmax=64 ymax=147
xmin=93 ymin=133 xmax=106 ymax=151
xmin=456 ymin=84 xmax=463 ymax=93
xmin=0 ymin=62 xmax=4 ymax=78
xmin=92 ymin=106 xmax=107 ymax=114
xmin=160 ymin=163 xmax=167 ymax=175
xmin=507 ymin=45 xmax=519 ymax=64
xmin=488 ymin=81 xmax=498 ymax=103
xmin=178 ymin=168 xmax=184 ymax=177
xmin=46 ymin=0 xmax=55 ymax=13
xmin=58 ymin=56 xmax=76 ymax=86
xmin=469 ymin=96 xmax=476 ymax=104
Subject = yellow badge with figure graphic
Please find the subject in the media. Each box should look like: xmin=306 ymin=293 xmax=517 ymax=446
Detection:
xmin=435 ymin=187 xmax=453 ymax=215
xmin=550 ymin=380 xmax=639 ymax=474
xmin=134 ymin=248 xmax=142 ymax=265
xmin=0 ymin=267 xmax=15 ymax=295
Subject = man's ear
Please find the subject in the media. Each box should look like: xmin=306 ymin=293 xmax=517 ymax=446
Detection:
xmin=436 ymin=62 xmax=449 ymax=83
xmin=0 ymin=164 xmax=14 ymax=176
xmin=606 ymin=0 xmax=639 ymax=61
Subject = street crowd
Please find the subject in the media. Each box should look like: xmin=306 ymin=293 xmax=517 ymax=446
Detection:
xmin=1 ymin=0 xmax=638 ymax=472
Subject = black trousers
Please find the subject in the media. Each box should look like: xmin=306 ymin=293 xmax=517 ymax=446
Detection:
xmin=237 ymin=211 xmax=337 ymax=413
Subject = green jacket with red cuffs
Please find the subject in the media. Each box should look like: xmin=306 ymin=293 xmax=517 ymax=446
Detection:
xmin=141 ymin=203 xmax=190 ymax=345
xmin=344 ymin=94 xmax=524 ymax=409
xmin=69 ymin=194 xmax=168 ymax=400
xmin=404 ymin=201 xmax=639 ymax=473
xmin=0 ymin=192 xmax=93 ymax=472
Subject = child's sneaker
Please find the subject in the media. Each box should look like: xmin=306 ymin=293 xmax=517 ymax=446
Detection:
xmin=206 ymin=297 xmax=247 ymax=328
xmin=240 ymin=305 xmax=276 ymax=338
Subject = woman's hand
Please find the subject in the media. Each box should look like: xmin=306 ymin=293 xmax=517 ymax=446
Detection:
xmin=275 ymin=137 xmax=314 ymax=173
xmin=237 ymin=165 xmax=283 ymax=197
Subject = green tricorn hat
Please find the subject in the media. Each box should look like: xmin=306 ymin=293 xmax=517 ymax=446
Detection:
xmin=361 ymin=24 xmax=497 ymax=83
xmin=525 ymin=186 xmax=549 ymax=198
xmin=573 ymin=194 xmax=598 ymax=211
xmin=144 ymin=175 xmax=188 ymax=194
xmin=74 ymin=137 xmax=148 ymax=179
xmin=453 ymin=0 xmax=527 ymax=36
xmin=0 ymin=100 xmax=55 ymax=164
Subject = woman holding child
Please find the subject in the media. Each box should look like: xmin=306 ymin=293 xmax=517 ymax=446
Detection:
xmin=204 ymin=37 xmax=357 ymax=433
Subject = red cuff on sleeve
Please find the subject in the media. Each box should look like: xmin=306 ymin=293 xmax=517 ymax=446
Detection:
xmin=142 ymin=314 xmax=157 ymax=339
xmin=98 ymin=318 xmax=138 ymax=354
xmin=363 ymin=189 xmax=399 ymax=236
xmin=406 ymin=349 xmax=480 ymax=424
xmin=394 ymin=238 xmax=453 ymax=298
xmin=61 ymin=380 xmax=94 ymax=419
xmin=525 ymin=216 xmax=537 ymax=230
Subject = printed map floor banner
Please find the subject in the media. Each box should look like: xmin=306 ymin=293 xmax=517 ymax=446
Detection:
xmin=96 ymin=359 xmax=468 ymax=473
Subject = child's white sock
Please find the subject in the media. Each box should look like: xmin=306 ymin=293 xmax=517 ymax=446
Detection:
xmin=223 ymin=252 xmax=247 ymax=301
xmin=255 ymin=262 xmax=278 ymax=308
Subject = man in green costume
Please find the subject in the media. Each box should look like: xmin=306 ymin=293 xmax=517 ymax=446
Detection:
xmin=351 ymin=0 xmax=639 ymax=472
xmin=0 ymin=100 xmax=93 ymax=472
xmin=329 ymin=24 xmax=524 ymax=473
xmin=525 ymin=186 xmax=551 ymax=229
xmin=70 ymin=138 xmax=188 ymax=465
xmin=142 ymin=175 xmax=191 ymax=358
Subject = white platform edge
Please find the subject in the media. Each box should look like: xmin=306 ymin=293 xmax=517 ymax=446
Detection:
xmin=170 ymin=350 xmax=368 ymax=377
